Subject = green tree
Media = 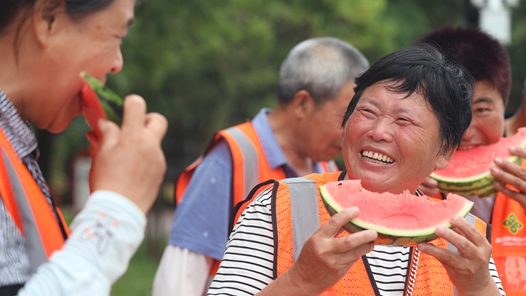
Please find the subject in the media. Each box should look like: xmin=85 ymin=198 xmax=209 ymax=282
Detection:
xmin=48 ymin=0 xmax=526 ymax=203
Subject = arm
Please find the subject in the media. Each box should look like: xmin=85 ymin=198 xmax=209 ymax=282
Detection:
xmin=418 ymin=216 xmax=504 ymax=296
xmin=19 ymin=191 xmax=144 ymax=296
xmin=21 ymin=96 xmax=167 ymax=295
xmin=153 ymin=245 xmax=213 ymax=296
xmin=155 ymin=141 xmax=232 ymax=295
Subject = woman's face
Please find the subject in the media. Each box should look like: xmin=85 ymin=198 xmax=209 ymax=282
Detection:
xmin=459 ymin=80 xmax=506 ymax=150
xmin=342 ymin=82 xmax=452 ymax=194
xmin=24 ymin=0 xmax=135 ymax=133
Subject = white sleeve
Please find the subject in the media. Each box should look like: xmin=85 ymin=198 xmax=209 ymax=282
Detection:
xmin=18 ymin=190 xmax=146 ymax=296
xmin=152 ymin=245 xmax=213 ymax=296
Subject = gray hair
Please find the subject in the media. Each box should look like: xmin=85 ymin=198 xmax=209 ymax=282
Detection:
xmin=277 ymin=37 xmax=369 ymax=106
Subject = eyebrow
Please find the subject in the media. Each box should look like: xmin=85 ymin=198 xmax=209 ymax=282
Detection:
xmin=362 ymin=97 xmax=415 ymax=116
xmin=472 ymin=97 xmax=495 ymax=105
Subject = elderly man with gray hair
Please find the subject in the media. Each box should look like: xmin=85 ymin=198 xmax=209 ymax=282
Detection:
xmin=153 ymin=37 xmax=369 ymax=296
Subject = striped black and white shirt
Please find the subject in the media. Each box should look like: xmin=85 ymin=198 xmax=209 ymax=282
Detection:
xmin=208 ymin=183 xmax=506 ymax=296
xmin=0 ymin=89 xmax=58 ymax=287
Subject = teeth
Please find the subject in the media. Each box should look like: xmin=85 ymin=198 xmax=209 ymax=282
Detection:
xmin=361 ymin=150 xmax=394 ymax=163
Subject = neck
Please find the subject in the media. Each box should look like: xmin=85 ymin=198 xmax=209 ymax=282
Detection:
xmin=0 ymin=33 xmax=30 ymax=120
xmin=267 ymin=105 xmax=314 ymax=176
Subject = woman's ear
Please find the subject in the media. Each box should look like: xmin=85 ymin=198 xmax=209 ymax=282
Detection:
xmin=32 ymin=0 xmax=65 ymax=48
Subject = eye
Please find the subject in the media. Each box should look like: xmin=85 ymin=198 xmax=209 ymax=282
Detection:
xmin=396 ymin=117 xmax=412 ymax=126
xmin=474 ymin=107 xmax=490 ymax=114
xmin=360 ymin=108 xmax=374 ymax=114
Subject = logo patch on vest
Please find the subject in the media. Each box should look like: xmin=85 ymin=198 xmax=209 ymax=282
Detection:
xmin=503 ymin=213 xmax=524 ymax=235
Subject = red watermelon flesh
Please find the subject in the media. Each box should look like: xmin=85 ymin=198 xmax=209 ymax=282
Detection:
xmin=320 ymin=179 xmax=473 ymax=245
xmin=430 ymin=127 xmax=526 ymax=198
xmin=80 ymin=72 xmax=123 ymax=139
xmin=80 ymin=81 xmax=105 ymax=139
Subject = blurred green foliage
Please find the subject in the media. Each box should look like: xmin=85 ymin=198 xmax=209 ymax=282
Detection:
xmin=48 ymin=0 xmax=526 ymax=200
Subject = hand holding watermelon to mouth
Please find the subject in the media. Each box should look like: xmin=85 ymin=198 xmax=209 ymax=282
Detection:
xmin=80 ymin=71 xmax=124 ymax=191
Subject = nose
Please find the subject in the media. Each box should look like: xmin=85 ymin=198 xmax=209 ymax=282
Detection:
xmin=369 ymin=118 xmax=393 ymax=142
xmin=110 ymin=49 xmax=123 ymax=74
xmin=461 ymin=122 xmax=475 ymax=141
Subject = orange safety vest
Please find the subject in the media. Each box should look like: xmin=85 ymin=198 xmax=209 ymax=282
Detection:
xmin=175 ymin=121 xmax=338 ymax=278
xmin=491 ymin=162 xmax=526 ymax=295
xmin=0 ymin=127 xmax=69 ymax=275
xmin=237 ymin=172 xmax=487 ymax=295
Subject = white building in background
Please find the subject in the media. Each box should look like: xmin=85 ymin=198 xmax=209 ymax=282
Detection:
xmin=471 ymin=0 xmax=519 ymax=45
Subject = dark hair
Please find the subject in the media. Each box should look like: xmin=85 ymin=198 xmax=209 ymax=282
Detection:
xmin=277 ymin=37 xmax=369 ymax=106
xmin=342 ymin=44 xmax=474 ymax=154
xmin=415 ymin=26 xmax=511 ymax=106
xmin=0 ymin=0 xmax=115 ymax=37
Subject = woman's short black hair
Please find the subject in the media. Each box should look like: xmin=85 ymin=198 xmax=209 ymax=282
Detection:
xmin=342 ymin=44 xmax=474 ymax=155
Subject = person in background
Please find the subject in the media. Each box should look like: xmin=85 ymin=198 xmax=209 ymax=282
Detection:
xmin=0 ymin=0 xmax=167 ymax=295
xmin=153 ymin=37 xmax=369 ymax=296
xmin=505 ymin=77 xmax=526 ymax=136
xmin=207 ymin=44 xmax=504 ymax=296
xmin=416 ymin=26 xmax=526 ymax=294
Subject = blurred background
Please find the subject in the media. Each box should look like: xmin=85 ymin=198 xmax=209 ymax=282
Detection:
xmin=36 ymin=0 xmax=526 ymax=294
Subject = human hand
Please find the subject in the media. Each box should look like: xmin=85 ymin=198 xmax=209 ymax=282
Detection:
xmin=491 ymin=146 xmax=526 ymax=212
xmin=418 ymin=177 xmax=440 ymax=196
xmin=418 ymin=216 xmax=500 ymax=296
xmin=284 ymin=207 xmax=377 ymax=295
xmin=90 ymin=95 xmax=167 ymax=214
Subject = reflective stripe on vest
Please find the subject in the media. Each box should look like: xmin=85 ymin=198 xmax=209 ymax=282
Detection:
xmin=0 ymin=130 xmax=68 ymax=274
xmin=222 ymin=125 xmax=261 ymax=205
xmin=282 ymin=177 xmax=320 ymax=260
xmin=276 ymin=173 xmax=488 ymax=295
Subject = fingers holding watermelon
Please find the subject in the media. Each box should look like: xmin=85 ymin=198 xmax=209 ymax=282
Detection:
xmin=288 ymin=207 xmax=377 ymax=294
xmin=91 ymin=95 xmax=168 ymax=214
xmin=417 ymin=177 xmax=440 ymax=196
xmin=491 ymin=147 xmax=526 ymax=211
xmin=418 ymin=216 xmax=498 ymax=295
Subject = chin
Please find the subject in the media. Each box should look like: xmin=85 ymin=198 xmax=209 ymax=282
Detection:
xmin=46 ymin=117 xmax=76 ymax=134
xmin=46 ymin=126 xmax=68 ymax=134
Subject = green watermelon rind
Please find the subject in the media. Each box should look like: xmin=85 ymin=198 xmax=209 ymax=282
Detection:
xmin=80 ymin=72 xmax=123 ymax=125
xmin=319 ymin=184 xmax=474 ymax=246
xmin=431 ymin=154 xmax=523 ymax=198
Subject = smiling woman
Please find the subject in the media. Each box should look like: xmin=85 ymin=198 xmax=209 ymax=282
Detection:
xmin=0 ymin=0 xmax=167 ymax=295
xmin=207 ymin=45 xmax=505 ymax=296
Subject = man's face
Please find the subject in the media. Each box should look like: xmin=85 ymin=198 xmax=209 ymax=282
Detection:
xmin=343 ymin=81 xmax=452 ymax=194
xmin=460 ymin=80 xmax=506 ymax=150
xmin=300 ymin=81 xmax=356 ymax=162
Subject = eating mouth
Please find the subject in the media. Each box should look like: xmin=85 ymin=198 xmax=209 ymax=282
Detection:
xmin=361 ymin=150 xmax=394 ymax=164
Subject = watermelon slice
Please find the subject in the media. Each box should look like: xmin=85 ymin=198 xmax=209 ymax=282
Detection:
xmin=80 ymin=72 xmax=123 ymax=138
xmin=430 ymin=127 xmax=526 ymax=198
xmin=320 ymin=180 xmax=473 ymax=246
